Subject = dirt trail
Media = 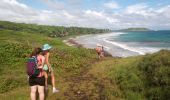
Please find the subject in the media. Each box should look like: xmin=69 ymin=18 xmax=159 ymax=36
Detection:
xmin=47 ymin=58 xmax=121 ymax=100
xmin=60 ymin=59 xmax=118 ymax=100
xmin=63 ymin=65 xmax=104 ymax=99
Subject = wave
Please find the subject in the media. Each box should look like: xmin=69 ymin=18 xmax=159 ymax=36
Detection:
xmin=103 ymin=38 xmax=160 ymax=55
xmin=103 ymin=45 xmax=110 ymax=50
xmin=96 ymin=32 xmax=126 ymax=38
xmin=75 ymin=32 xmax=164 ymax=57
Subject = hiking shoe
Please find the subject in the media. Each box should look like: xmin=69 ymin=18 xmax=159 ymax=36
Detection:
xmin=52 ymin=88 xmax=59 ymax=93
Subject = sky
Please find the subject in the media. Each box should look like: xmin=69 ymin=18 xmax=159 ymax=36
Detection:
xmin=0 ymin=0 xmax=170 ymax=30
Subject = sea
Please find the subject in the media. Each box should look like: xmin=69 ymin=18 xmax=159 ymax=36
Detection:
xmin=75 ymin=31 xmax=170 ymax=57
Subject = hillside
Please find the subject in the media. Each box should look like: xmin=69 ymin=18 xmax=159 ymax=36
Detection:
xmin=0 ymin=21 xmax=111 ymax=37
xmin=0 ymin=21 xmax=169 ymax=100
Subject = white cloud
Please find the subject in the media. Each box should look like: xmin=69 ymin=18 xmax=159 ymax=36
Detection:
xmin=0 ymin=0 xmax=169 ymax=30
xmin=85 ymin=10 xmax=104 ymax=18
xmin=84 ymin=10 xmax=119 ymax=24
xmin=125 ymin=4 xmax=170 ymax=29
xmin=156 ymin=5 xmax=170 ymax=18
xmin=0 ymin=0 xmax=77 ymax=26
xmin=124 ymin=3 xmax=149 ymax=15
xmin=104 ymin=2 xmax=120 ymax=9
xmin=39 ymin=0 xmax=65 ymax=10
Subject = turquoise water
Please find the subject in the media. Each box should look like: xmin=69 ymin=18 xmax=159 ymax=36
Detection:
xmin=113 ymin=31 xmax=170 ymax=48
xmin=75 ymin=31 xmax=170 ymax=57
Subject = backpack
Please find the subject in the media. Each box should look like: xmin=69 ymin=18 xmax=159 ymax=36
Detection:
xmin=26 ymin=56 xmax=40 ymax=77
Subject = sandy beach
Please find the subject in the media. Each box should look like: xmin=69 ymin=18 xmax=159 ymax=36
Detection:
xmin=64 ymin=33 xmax=140 ymax=58
xmin=64 ymin=30 xmax=170 ymax=58
xmin=63 ymin=36 xmax=113 ymax=57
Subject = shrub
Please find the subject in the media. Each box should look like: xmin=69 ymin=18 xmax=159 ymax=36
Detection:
xmin=138 ymin=50 xmax=170 ymax=99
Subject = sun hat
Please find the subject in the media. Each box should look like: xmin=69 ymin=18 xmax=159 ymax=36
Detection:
xmin=97 ymin=43 xmax=102 ymax=47
xmin=42 ymin=44 xmax=52 ymax=51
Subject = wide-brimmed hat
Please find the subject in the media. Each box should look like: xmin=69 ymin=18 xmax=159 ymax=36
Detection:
xmin=42 ymin=44 xmax=52 ymax=51
xmin=97 ymin=43 xmax=102 ymax=47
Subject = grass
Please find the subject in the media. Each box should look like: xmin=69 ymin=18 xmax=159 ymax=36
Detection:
xmin=0 ymin=22 xmax=170 ymax=100
xmin=0 ymin=29 xmax=98 ymax=99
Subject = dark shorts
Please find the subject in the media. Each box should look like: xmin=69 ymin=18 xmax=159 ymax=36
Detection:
xmin=97 ymin=52 xmax=101 ymax=55
xmin=29 ymin=76 xmax=45 ymax=86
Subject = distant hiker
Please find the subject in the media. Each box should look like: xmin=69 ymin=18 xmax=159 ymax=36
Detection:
xmin=42 ymin=44 xmax=59 ymax=93
xmin=95 ymin=44 xmax=104 ymax=59
xmin=28 ymin=48 xmax=47 ymax=100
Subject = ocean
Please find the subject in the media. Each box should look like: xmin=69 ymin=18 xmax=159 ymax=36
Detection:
xmin=75 ymin=31 xmax=170 ymax=57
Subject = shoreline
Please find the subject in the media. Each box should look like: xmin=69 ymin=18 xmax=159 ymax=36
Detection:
xmin=63 ymin=32 xmax=169 ymax=58
xmin=63 ymin=37 xmax=115 ymax=58
xmin=66 ymin=33 xmax=166 ymax=58
xmin=63 ymin=33 xmax=140 ymax=58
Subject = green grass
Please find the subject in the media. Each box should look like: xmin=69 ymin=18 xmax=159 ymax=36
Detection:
xmin=0 ymin=21 xmax=169 ymax=100
xmin=0 ymin=29 xmax=99 ymax=99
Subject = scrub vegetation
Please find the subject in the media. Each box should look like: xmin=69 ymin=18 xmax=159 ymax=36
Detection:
xmin=0 ymin=21 xmax=169 ymax=100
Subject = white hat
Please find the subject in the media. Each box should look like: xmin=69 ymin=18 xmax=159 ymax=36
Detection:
xmin=97 ymin=44 xmax=102 ymax=47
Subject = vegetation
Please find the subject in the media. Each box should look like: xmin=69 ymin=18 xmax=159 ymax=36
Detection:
xmin=0 ymin=21 xmax=169 ymax=100
xmin=107 ymin=51 xmax=170 ymax=99
xmin=0 ymin=21 xmax=111 ymax=37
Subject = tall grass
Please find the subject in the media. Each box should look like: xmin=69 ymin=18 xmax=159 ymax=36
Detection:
xmin=106 ymin=51 xmax=170 ymax=100
xmin=0 ymin=29 xmax=97 ymax=98
xmin=0 ymin=21 xmax=169 ymax=99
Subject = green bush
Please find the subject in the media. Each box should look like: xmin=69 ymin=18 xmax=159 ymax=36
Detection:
xmin=138 ymin=50 xmax=170 ymax=99
xmin=108 ymin=59 xmax=145 ymax=99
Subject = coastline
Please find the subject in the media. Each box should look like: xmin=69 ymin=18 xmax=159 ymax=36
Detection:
xmin=63 ymin=36 xmax=115 ymax=58
xmin=65 ymin=31 xmax=169 ymax=58
xmin=64 ymin=33 xmax=140 ymax=58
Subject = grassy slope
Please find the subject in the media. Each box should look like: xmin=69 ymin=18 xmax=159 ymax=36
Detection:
xmin=0 ymin=29 xmax=98 ymax=100
xmin=0 ymin=22 xmax=169 ymax=100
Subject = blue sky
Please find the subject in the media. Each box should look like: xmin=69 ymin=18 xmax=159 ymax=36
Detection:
xmin=20 ymin=0 xmax=170 ymax=10
xmin=0 ymin=0 xmax=170 ymax=29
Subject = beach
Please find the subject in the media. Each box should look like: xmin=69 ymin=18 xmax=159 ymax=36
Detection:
xmin=64 ymin=33 xmax=139 ymax=57
xmin=64 ymin=31 xmax=170 ymax=57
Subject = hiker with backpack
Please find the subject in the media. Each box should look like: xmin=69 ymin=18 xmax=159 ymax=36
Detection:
xmin=42 ymin=44 xmax=59 ymax=93
xmin=27 ymin=48 xmax=47 ymax=100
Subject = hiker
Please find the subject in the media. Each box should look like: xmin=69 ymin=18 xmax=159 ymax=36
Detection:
xmin=28 ymin=48 xmax=47 ymax=100
xmin=42 ymin=44 xmax=59 ymax=93
xmin=95 ymin=44 xmax=104 ymax=59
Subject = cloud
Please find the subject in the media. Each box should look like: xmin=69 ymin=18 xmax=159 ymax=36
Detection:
xmin=125 ymin=3 xmax=148 ymax=14
xmin=84 ymin=10 xmax=119 ymax=23
xmin=156 ymin=5 xmax=170 ymax=18
xmin=39 ymin=0 xmax=83 ymax=11
xmin=0 ymin=0 xmax=170 ymax=30
xmin=65 ymin=0 xmax=82 ymax=5
xmin=121 ymin=3 xmax=170 ymax=29
xmin=0 ymin=0 xmax=76 ymax=26
xmin=39 ymin=0 xmax=65 ymax=10
xmin=0 ymin=0 xmax=37 ymax=22
xmin=104 ymin=1 xmax=120 ymax=9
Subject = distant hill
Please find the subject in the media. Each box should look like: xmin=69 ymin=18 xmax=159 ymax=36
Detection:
xmin=0 ymin=21 xmax=111 ymax=37
xmin=116 ymin=28 xmax=152 ymax=31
